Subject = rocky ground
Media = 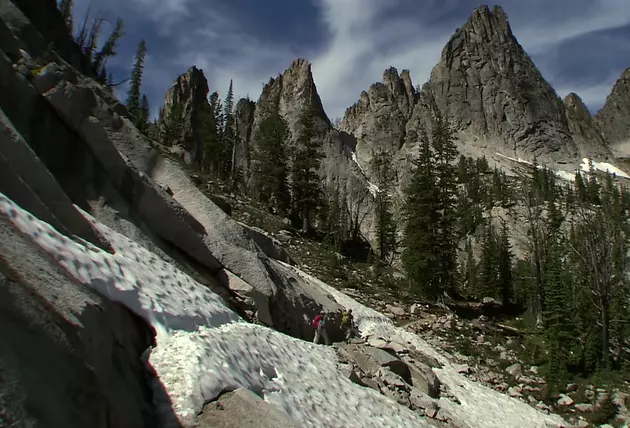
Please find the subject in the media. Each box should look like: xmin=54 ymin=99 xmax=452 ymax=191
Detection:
xmin=175 ymin=162 xmax=630 ymax=428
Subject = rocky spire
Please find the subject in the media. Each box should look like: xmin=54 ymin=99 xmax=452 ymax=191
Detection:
xmin=160 ymin=66 xmax=210 ymax=164
xmin=594 ymin=67 xmax=630 ymax=146
xmin=418 ymin=5 xmax=577 ymax=159
xmin=255 ymin=58 xmax=330 ymax=132
xmin=563 ymin=92 xmax=611 ymax=159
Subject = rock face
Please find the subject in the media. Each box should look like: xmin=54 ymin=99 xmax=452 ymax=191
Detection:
xmin=595 ymin=68 xmax=630 ymax=146
xmin=412 ymin=5 xmax=577 ymax=160
xmin=0 ymin=4 xmax=367 ymax=424
xmin=235 ymin=58 xmax=379 ymax=246
xmin=564 ymin=92 xmax=611 ymax=159
xmin=234 ymin=97 xmax=256 ymax=181
xmin=0 ymin=207 xmax=157 ymax=427
xmin=160 ymin=66 xmax=210 ymax=164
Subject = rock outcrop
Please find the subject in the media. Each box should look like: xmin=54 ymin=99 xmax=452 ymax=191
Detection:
xmin=563 ymin=92 xmax=612 ymax=159
xmin=160 ymin=66 xmax=210 ymax=164
xmin=410 ymin=5 xmax=577 ymax=160
xmin=595 ymin=68 xmax=630 ymax=147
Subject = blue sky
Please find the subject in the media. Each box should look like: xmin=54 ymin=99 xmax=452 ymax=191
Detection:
xmin=71 ymin=0 xmax=630 ymax=120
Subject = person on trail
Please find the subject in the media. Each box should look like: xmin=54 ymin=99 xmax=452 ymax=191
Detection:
xmin=340 ymin=308 xmax=356 ymax=343
xmin=313 ymin=310 xmax=330 ymax=346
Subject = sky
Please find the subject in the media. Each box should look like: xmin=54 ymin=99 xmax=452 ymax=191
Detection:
xmin=70 ymin=0 xmax=630 ymax=120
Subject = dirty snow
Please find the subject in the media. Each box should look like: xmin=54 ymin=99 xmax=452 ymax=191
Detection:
xmin=0 ymin=192 xmax=431 ymax=428
xmin=580 ymin=157 xmax=630 ymax=179
xmin=282 ymin=261 xmax=568 ymax=428
xmin=351 ymin=151 xmax=380 ymax=196
xmin=1 ymin=190 xmax=569 ymax=428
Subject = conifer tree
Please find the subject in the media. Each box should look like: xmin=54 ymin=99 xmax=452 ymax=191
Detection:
xmin=199 ymin=102 xmax=220 ymax=174
xmin=431 ymin=111 xmax=459 ymax=294
xmin=126 ymin=39 xmax=147 ymax=125
xmin=477 ymin=221 xmax=498 ymax=299
xmin=373 ymin=151 xmax=398 ymax=265
xmin=93 ymin=18 xmax=124 ymax=77
xmin=291 ymin=107 xmax=323 ymax=232
xmin=137 ymin=95 xmax=150 ymax=133
xmin=251 ymin=111 xmax=291 ymax=214
xmin=221 ymin=80 xmax=236 ymax=179
xmin=161 ymin=102 xmax=184 ymax=146
xmin=402 ymin=130 xmax=441 ymax=299
xmin=497 ymin=221 xmax=514 ymax=305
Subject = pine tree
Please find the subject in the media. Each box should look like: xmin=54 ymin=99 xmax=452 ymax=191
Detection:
xmin=290 ymin=107 xmax=323 ymax=233
xmin=497 ymin=221 xmax=514 ymax=305
xmin=431 ymin=111 xmax=459 ymax=294
xmin=461 ymin=237 xmax=477 ymax=298
xmin=478 ymin=221 xmax=498 ymax=299
xmin=137 ymin=95 xmax=150 ymax=133
xmin=221 ymin=80 xmax=236 ymax=180
xmin=574 ymin=171 xmax=587 ymax=204
xmin=161 ymin=102 xmax=184 ymax=146
xmin=251 ymin=111 xmax=291 ymax=214
xmin=58 ymin=0 xmax=74 ymax=32
xmin=402 ymin=130 xmax=441 ymax=299
xmin=125 ymin=39 xmax=147 ymax=124
xmin=373 ymin=151 xmax=398 ymax=265
xmin=93 ymin=18 xmax=124 ymax=76
xmin=199 ymin=102 xmax=220 ymax=174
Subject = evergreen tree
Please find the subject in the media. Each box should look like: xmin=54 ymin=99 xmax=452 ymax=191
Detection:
xmin=497 ymin=221 xmax=514 ymax=305
xmin=477 ymin=221 xmax=498 ymax=299
xmin=251 ymin=111 xmax=291 ymax=214
xmin=198 ymin=102 xmax=220 ymax=174
xmin=401 ymin=130 xmax=441 ymax=299
xmin=126 ymin=39 xmax=147 ymax=125
xmin=161 ymin=102 xmax=184 ymax=146
xmin=93 ymin=18 xmax=124 ymax=77
xmin=290 ymin=107 xmax=323 ymax=232
xmin=221 ymin=80 xmax=236 ymax=179
xmin=373 ymin=151 xmax=398 ymax=265
xmin=431 ymin=112 xmax=459 ymax=294
xmin=461 ymin=237 xmax=477 ymax=297
xmin=137 ymin=95 xmax=150 ymax=133
xmin=574 ymin=170 xmax=587 ymax=204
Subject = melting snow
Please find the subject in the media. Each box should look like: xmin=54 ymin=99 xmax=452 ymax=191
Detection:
xmin=580 ymin=157 xmax=630 ymax=179
xmin=0 ymin=191 xmax=567 ymax=428
xmin=351 ymin=152 xmax=380 ymax=196
xmin=493 ymin=152 xmax=630 ymax=183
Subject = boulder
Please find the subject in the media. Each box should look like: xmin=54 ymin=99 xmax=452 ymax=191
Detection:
xmin=505 ymin=363 xmax=523 ymax=378
xmin=197 ymin=388 xmax=301 ymax=428
xmin=215 ymin=268 xmax=273 ymax=326
xmin=239 ymin=222 xmax=295 ymax=264
xmin=339 ymin=344 xmax=412 ymax=384
xmin=557 ymin=394 xmax=574 ymax=406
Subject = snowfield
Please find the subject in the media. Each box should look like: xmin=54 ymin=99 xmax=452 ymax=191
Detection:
xmin=495 ymin=152 xmax=630 ymax=182
xmin=0 ymin=191 xmax=567 ymax=428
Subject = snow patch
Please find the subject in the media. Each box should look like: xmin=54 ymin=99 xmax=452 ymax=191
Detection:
xmin=580 ymin=157 xmax=630 ymax=179
xmin=0 ymin=192 xmax=430 ymax=427
xmin=280 ymin=261 xmax=568 ymax=428
xmin=351 ymin=152 xmax=380 ymax=196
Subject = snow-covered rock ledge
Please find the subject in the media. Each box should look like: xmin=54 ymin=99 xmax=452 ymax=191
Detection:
xmin=0 ymin=192 xmax=568 ymax=428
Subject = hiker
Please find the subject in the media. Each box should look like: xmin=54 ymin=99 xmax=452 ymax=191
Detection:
xmin=340 ymin=308 xmax=356 ymax=343
xmin=313 ymin=310 xmax=330 ymax=346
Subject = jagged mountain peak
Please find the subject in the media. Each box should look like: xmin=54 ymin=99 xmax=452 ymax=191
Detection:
xmin=463 ymin=5 xmax=511 ymax=36
xmin=564 ymin=92 xmax=591 ymax=118
xmin=594 ymin=67 xmax=630 ymax=147
xmin=257 ymin=58 xmax=330 ymax=127
xmin=422 ymin=4 xmax=577 ymax=160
